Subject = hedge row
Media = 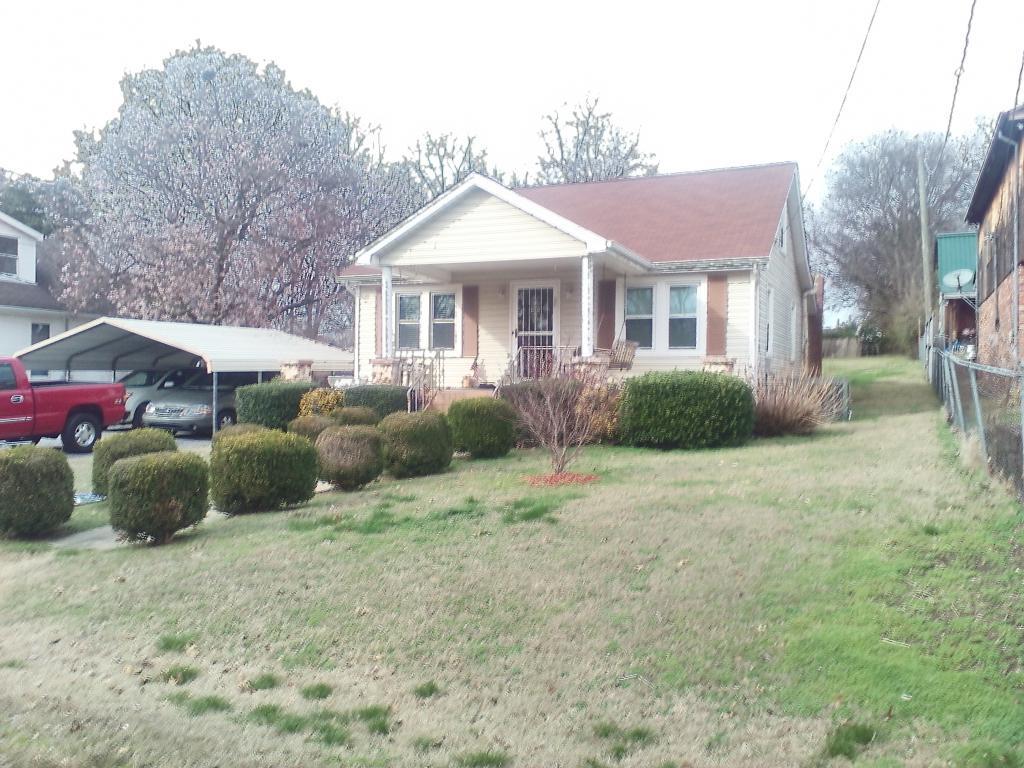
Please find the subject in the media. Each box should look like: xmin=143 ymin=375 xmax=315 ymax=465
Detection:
xmin=235 ymin=381 xmax=315 ymax=430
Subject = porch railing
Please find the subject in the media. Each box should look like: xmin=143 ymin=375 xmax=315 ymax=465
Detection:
xmin=499 ymin=345 xmax=580 ymax=385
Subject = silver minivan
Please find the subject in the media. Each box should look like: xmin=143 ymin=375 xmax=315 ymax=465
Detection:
xmin=141 ymin=370 xmax=277 ymax=434
xmin=118 ymin=368 xmax=193 ymax=427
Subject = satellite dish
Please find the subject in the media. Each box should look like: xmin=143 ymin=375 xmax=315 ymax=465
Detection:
xmin=942 ymin=268 xmax=975 ymax=291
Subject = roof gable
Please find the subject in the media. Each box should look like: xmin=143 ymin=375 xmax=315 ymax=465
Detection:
xmin=0 ymin=210 xmax=45 ymax=241
xmin=517 ymin=163 xmax=797 ymax=263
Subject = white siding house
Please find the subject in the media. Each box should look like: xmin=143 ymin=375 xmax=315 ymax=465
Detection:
xmin=340 ymin=165 xmax=818 ymax=389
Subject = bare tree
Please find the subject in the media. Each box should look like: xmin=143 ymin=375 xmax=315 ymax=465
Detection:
xmin=406 ymin=133 xmax=499 ymax=198
xmin=536 ymin=97 xmax=658 ymax=184
xmin=809 ymin=125 xmax=987 ymax=351
xmin=500 ymin=362 xmax=610 ymax=474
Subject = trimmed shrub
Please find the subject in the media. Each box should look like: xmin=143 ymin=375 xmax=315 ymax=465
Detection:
xmin=210 ymin=430 xmax=318 ymax=514
xmin=211 ymin=422 xmax=269 ymax=445
xmin=287 ymin=414 xmax=336 ymax=443
xmin=298 ymin=387 xmax=345 ymax=417
xmin=378 ymin=411 xmax=453 ymax=478
xmin=332 ymin=406 xmax=380 ymax=426
xmin=93 ymin=428 xmax=177 ymax=495
xmin=235 ymin=381 xmax=315 ymax=430
xmin=108 ymin=452 xmax=209 ymax=544
xmin=0 ymin=446 xmax=74 ymax=537
xmin=619 ymin=371 xmax=755 ymax=450
xmin=446 ymin=398 xmax=516 ymax=458
xmin=315 ymin=426 xmax=384 ymax=490
xmin=343 ymin=385 xmax=408 ymax=419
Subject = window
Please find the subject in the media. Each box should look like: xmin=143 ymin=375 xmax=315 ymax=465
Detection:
xmin=0 ymin=236 xmax=16 ymax=276
xmin=765 ymin=289 xmax=774 ymax=354
xmin=0 ymin=363 xmax=16 ymax=390
xmin=625 ymin=287 xmax=654 ymax=349
xmin=396 ymin=294 xmax=421 ymax=350
xmin=668 ymin=285 xmax=698 ymax=349
xmin=30 ymin=323 xmax=50 ymax=377
xmin=431 ymin=292 xmax=456 ymax=350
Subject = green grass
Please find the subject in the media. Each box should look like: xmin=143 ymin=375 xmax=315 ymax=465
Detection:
xmin=167 ymin=692 xmax=231 ymax=717
xmin=300 ymin=682 xmax=333 ymax=700
xmin=412 ymin=680 xmax=441 ymax=699
xmin=160 ymin=664 xmax=200 ymax=685
xmin=245 ymin=673 xmax=280 ymax=691
xmin=501 ymin=494 xmax=576 ymax=524
xmin=592 ymin=720 xmax=656 ymax=761
xmin=455 ymin=750 xmax=511 ymax=767
xmin=412 ymin=734 xmax=442 ymax=752
xmin=156 ymin=632 xmax=197 ymax=653
xmin=824 ymin=722 xmax=877 ymax=759
xmin=0 ymin=659 xmax=26 ymax=670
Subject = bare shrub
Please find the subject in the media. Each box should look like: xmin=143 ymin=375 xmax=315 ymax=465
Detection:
xmin=500 ymin=363 xmax=609 ymax=474
xmin=749 ymin=372 xmax=845 ymax=437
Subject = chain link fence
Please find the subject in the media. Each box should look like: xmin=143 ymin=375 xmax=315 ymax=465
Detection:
xmin=928 ymin=348 xmax=1024 ymax=495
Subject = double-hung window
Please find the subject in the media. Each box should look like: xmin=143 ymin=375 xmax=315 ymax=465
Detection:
xmin=668 ymin=285 xmax=698 ymax=349
xmin=625 ymin=287 xmax=654 ymax=349
xmin=397 ymin=294 xmax=421 ymax=350
xmin=0 ymin=236 xmax=17 ymax=276
xmin=430 ymin=292 xmax=456 ymax=350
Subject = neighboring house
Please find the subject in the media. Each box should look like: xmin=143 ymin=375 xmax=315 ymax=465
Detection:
xmin=339 ymin=163 xmax=818 ymax=388
xmin=0 ymin=210 xmax=86 ymax=380
xmin=967 ymin=105 xmax=1023 ymax=368
xmin=934 ymin=231 xmax=978 ymax=353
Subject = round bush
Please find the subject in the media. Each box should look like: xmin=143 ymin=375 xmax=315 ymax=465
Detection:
xmin=332 ymin=406 xmax=379 ymax=426
xmin=315 ymin=426 xmax=384 ymax=490
xmin=210 ymin=430 xmax=318 ymax=514
xmin=0 ymin=446 xmax=74 ymax=537
xmin=108 ymin=452 xmax=209 ymax=544
xmin=343 ymin=385 xmax=409 ymax=419
xmin=92 ymin=427 xmax=177 ymax=495
xmin=619 ymin=371 xmax=754 ymax=450
xmin=446 ymin=397 xmax=516 ymax=458
xmin=299 ymin=387 xmax=345 ymax=417
xmin=211 ymin=422 xmax=269 ymax=445
xmin=378 ymin=411 xmax=453 ymax=478
xmin=235 ymin=381 xmax=315 ymax=430
xmin=287 ymin=414 xmax=336 ymax=443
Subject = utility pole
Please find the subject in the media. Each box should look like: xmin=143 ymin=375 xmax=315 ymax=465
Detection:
xmin=917 ymin=148 xmax=934 ymax=324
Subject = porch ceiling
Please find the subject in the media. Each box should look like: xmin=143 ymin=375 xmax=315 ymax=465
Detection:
xmin=392 ymin=251 xmax=646 ymax=284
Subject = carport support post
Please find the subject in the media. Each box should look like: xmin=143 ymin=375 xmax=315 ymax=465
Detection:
xmin=211 ymin=371 xmax=219 ymax=435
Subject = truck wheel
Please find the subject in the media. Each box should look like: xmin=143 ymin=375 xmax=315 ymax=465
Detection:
xmin=62 ymin=413 xmax=100 ymax=454
xmin=132 ymin=403 xmax=149 ymax=428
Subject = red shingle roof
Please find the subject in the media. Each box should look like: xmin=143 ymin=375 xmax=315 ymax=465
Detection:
xmin=516 ymin=162 xmax=796 ymax=263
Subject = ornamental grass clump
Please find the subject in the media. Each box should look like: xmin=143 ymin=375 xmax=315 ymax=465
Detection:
xmin=748 ymin=372 xmax=845 ymax=437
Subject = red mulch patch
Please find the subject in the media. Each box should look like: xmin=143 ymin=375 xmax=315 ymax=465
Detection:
xmin=525 ymin=472 xmax=599 ymax=487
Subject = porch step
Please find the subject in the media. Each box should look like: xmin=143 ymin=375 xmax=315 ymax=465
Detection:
xmin=426 ymin=388 xmax=495 ymax=413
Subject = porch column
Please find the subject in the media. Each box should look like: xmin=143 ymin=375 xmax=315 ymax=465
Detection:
xmin=581 ymin=255 xmax=595 ymax=358
xmin=381 ymin=265 xmax=394 ymax=357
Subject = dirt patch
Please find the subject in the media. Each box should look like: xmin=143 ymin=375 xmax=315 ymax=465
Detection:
xmin=525 ymin=472 xmax=598 ymax=487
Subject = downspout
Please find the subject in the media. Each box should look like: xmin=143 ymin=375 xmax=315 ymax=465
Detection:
xmin=995 ymin=130 xmax=1020 ymax=367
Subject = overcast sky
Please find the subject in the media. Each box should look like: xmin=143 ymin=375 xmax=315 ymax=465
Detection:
xmin=2 ymin=0 xmax=1023 ymax=201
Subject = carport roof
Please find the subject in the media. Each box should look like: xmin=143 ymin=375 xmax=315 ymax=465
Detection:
xmin=14 ymin=317 xmax=354 ymax=374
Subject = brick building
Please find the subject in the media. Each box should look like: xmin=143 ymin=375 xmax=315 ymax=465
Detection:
xmin=967 ymin=105 xmax=1023 ymax=368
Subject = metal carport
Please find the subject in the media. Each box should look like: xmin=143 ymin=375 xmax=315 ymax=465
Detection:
xmin=14 ymin=317 xmax=354 ymax=432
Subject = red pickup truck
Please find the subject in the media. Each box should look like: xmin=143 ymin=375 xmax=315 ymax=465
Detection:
xmin=0 ymin=357 xmax=126 ymax=453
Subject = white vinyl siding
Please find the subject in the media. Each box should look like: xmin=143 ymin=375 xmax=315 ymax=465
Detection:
xmin=379 ymin=188 xmax=586 ymax=267
xmin=726 ymin=271 xmax=752 ymax=370
xmin=757 ymin=203 xmax=806 ymax=374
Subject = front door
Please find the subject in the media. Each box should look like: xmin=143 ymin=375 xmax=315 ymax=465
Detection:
xmin=514 ymin=285 xmax=556 ymax=377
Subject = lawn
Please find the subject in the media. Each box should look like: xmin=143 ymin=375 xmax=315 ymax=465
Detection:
xmin=1 ymin=357 xmax=1021 ymax=767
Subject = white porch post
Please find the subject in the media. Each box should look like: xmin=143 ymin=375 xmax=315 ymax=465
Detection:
xmin=581 ymin=255 xmax=595 ymax=358
xmin=381 ymin=265 xmax=394 ymax=358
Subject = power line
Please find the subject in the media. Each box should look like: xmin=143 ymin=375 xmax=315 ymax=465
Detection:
xmin=1014 ymin=48 xmax=1024 ymax=109
xmin=931 ymin=0 xmax=979 ymax=181
xmin=802 ymin=0 xmax=883 ymax=200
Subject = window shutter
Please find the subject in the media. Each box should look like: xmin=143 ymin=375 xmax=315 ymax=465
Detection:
xmin=462 ymin=286 xmax=479 ymax=357
xmin=706 ymin=274 xmax=728 ymax=356
xmin=596 ymin=280 xmax=616 ymax=349
xmin=374 ymin=286 xmax=382 ymax=357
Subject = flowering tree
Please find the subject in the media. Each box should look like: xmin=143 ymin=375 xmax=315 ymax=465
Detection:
xmin=56 ymin=46 xmax=422 ymax=336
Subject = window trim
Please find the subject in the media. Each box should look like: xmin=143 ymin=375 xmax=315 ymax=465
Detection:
xmin=667 ymin=284 xmax=699 ymax=350
xmin=429 ymin=291 xmax=457 ymax=351
xmin=624 ymin=285 xmax=655 ymax=350
xmin=395 ymin=292 xmax=423 ymax=351
xmin=392 ymin=284 xmax=462 ymax=355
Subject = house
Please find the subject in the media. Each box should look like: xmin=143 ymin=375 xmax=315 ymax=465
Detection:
xmin=0 ymin=210 xmax=76 ymax=379
xmin=966 ymin=104 xmax=1023 ymax=368
xmin=934 ymin=231 xmax=978 ymax=354
xmin=339 ymin=163 xmax=819 ymax=390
